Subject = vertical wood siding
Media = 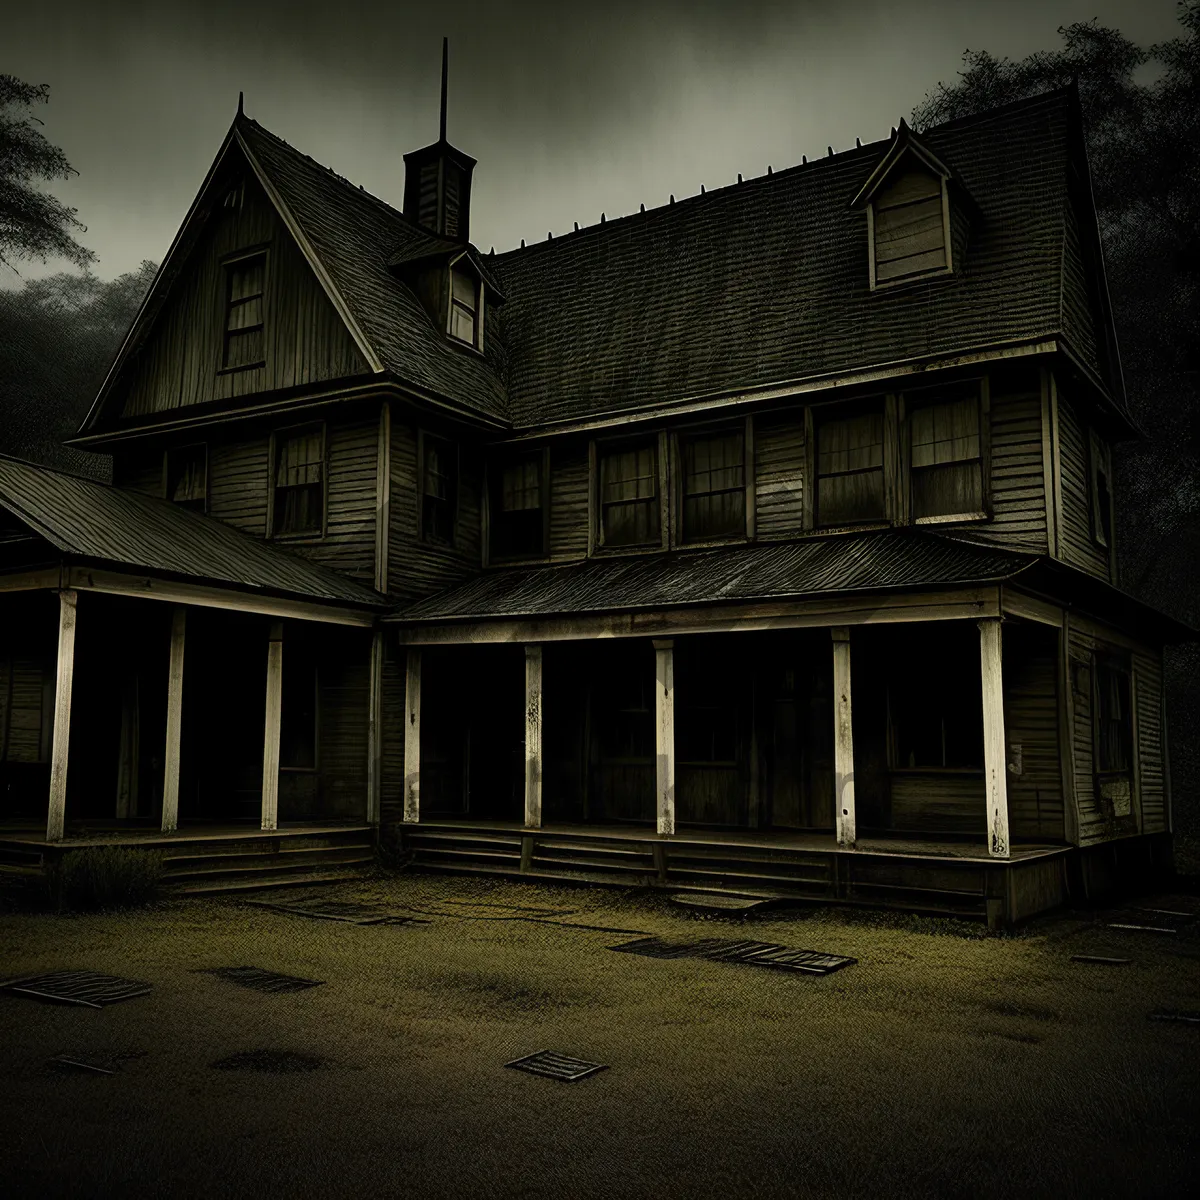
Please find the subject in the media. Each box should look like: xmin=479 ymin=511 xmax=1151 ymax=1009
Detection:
xmin=1068 ymin=624 xmax=1103 ymax=844
xmin=754 ymin=410 xmax=805 ymax=539
xmin=207 ymin=437 xmax=271 ymax=535
xmin=549 ymin=440 xmax=590 ymax=560
xmin=1003 ymin=624 xmax=1064 ymax=840
xmin=1056 ymin=387 xmax=1111 ymax=579
xmin=119 ymin=169 xmax=367 ymax=418
xmin=1133 ymin=649 xmax=1166 ymax=833
xmin=388 ymin=420 xmax=484 ymax=600
xmin=317 ymin=631 xmax=370 ymax=819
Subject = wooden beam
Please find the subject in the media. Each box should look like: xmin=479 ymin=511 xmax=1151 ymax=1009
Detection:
xmin=403 ymin=648 xmax=421 ymax=824
xmin=1001 ymin=588 xmax=1063 ymax=628
xmin=45 ymin=589 xmax=78 ymax=843
xmin=831 ymin=627 xmax=856 ymax=848
xmin=367 ymin=628 xmax=384 ymax=826
xmin=654 ymin=639 xmax=675 ymax=837
xmin=160 ymin=606 xmax=186 ymax=833
xmin=979 ymin=617 xmax=1011 ymax=858
xmin=66 ymin=565 xmax=378 ymax=627
xmin=524 ymin=644 xmax=543 ymax=828
xmin=0 ymin=567 xmax=64 ymax=594
xmin=261 ymin=620 xmax=283 ymax=832
xmin=393 ymin=587 xmax=1004 ymax=646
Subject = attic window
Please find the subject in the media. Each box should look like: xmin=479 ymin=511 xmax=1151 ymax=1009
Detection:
xmin=166 ymin=444 xmax=207 ymax=512
xmin=222 ymin=252 xmax=266 ymax=369
xmin=869 ymin=165 xmax=951 ymax=287
xmin=449 ymin=266 xmax=479 ymax=347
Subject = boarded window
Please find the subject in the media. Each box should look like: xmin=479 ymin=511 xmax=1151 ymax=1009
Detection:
xmin=872 ymin=166 xmax=947 ymax=285
xmin=1094 ymin=661 xmax=1131 ymax=775
xmin=1090 ymin=430 xmax=1113 ymax=548
xmin=910 ymin=394 xmax=984 ymax=519
xmin=449 ymin=268 xmax=477 ymax=346
xmin=491 ymin=454 xmax=544 ymax=558
xmin=600 ymin=442 xmax=659 ymax=547
xmin=273 ymin=428 xmax=323 ymax=537
xmin=422 ymin=435 xmax=457 ymax=544
xmin=223 ymin=254 xmax=266 ymax=369
xmin=166 ymin=445 xmax=207 ymax=511
xmin=681 ymin=429 xmax=745 ymax=542
xmin=817 ymin=409 xmax=885 ymax=526
xmin=280 ymin=645 xmax=317 ymax=770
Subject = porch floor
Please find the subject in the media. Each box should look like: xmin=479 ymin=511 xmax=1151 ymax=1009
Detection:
xmin=0 ymin=819 xmax=371 ymax=851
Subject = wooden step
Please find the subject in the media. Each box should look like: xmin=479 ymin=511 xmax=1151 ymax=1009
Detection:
xmin=163 ymin=851 xmax=375 ymax=886
xmin=170 ymin=870 xmax=371 ymax=896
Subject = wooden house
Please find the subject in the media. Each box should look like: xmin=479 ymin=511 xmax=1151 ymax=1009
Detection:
xmin=0 ymin=81 xmax=1188 ymax=922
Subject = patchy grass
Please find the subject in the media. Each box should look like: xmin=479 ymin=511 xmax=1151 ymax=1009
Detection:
xmin=44 ymin=846 xmax=164 ymax=912
xmin=1 ymin=871 xmax=1198 ymax=1199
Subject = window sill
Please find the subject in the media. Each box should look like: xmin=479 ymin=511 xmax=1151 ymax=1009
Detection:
xmin=590 ymin=542 xmax=667 ymax=559
xmin=217 ymin=361 xmax=266 ymax=376
xmin=676 ymin=533 xmax=750 ymax=551
xmin=271 ymin=531 xmax=325 ymax=545
xmin=870 ymin=267 xmax=954 ymax=294
xmin=914 ymin=511 xmax=989 ymax=526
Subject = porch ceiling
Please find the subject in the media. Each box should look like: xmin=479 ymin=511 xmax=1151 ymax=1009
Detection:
xmin=0 ymin=455 xmax=383 ymax=609
xmin=388 ymin=530 xmax=1035 ymax=625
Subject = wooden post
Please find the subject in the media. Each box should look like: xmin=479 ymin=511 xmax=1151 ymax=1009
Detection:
xmin=979 ymin=617 xmax=1011 ymax=858
xmin=160 ymin=606 xmax=186 ymax=833
xmin=525 ymin=644 xmax=543 ymax=829
xmin=653 ymin=639 xmax=675 ymax=837
xmin=366 ymin=628 xmax=384 ymax=826
xmin=261 ymin=620 xmax=283 ymax=832
xmin=45 ymin=589 xmax=78 ymax=843
xmin=831 ymin=627 xmax=856 ymax=849
xmin=403 ymin=648 xmax=421 ymax=824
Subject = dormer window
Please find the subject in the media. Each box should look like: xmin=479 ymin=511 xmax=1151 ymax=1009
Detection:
xmin=449 ymin=265 xmax=480 ymax=348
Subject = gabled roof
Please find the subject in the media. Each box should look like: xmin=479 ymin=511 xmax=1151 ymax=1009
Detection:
xmin=389 ymin=530 xmax=1035 ymax=623
xmin=0 ymin=456 xmax=383 ymax=608
xmin=491 ymin=88 xmax=1126 ymax=429
xmin=848 ymin=118 xmax=955 ymax=210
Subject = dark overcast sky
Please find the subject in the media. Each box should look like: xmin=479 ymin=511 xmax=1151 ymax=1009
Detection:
xmin=5 ymin=0 xmax=1181 ymax=280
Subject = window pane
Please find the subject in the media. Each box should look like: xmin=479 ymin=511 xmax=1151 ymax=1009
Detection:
xmin=911 ymin=397 xmax=979 ymax=468
xmin=450 ymin=302 xmax=475 ymax=344
xmin=912 ymin=461 xmax=984 ymax=519
xmin=277 ymin=484 xmax=322 ymax=535
xmin=601 ymin=444 xmax=659 ymax=546
xmin=225 ymin=327 xmax=264 ymax=368
xmin=169 ymin=448 xmax=206 ymax=505
xmin=423 ymin=438 xmax=456 ymax=543
xmin=501 ymin=459 xmax=541 ymax=511
xmin=1096 ymin=665 xmax=1131 ymax=774
xmin=227 ymin=295 xmax=263 ymax=332
xmin=818 ymin=413 xmax=883 ymax=476
xmin=818 ymin=468 xmax=884 ymax=525
xmin=276 ymin=432 xmax=322 ymax=487
xmin=451 ymin=269 xmax=476 ymax=310
xmin=230 ymin=258 xmax=264 ymax=301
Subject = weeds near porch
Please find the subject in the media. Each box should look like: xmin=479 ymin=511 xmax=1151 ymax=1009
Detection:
xmin=46 ymin=846 xmax=165 ymax=912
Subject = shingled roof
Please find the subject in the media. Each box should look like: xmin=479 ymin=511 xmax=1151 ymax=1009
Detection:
xmin=0 ymin=456 xmax=384 ymax=608
xmin=491 ymin=87 xmax=1117 ymax=429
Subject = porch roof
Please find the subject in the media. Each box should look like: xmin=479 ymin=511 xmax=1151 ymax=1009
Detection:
xmin=0 ymin=455 xmax=384 ymax=609
xmin=387 ymin=530 xmax=1035 ymax=624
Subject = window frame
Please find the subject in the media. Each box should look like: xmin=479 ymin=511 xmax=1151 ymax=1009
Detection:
xmin=813 ymin=401 xmax=889 ymax=530
xmin=901 ymin=379 xmax=991 ymax=526
xmin=267 ymin=422 xmax=327 ymax=542
xmin=866 ymin=170 xmax=954 ymax=292
xmin=418 ymin=429 xmax=460 ymax=547
xmin=163 ymin=443 xmax=208 ymax=513
xmin=487 ymin=448 xmax=550 ymax=563
xmin=446 ymin=257 xmax=484 ymax=352
xmin=218 ymin=246 xmax=269 ymax=374
xmin=592 ymin=435 xmax=665 ymax=553
xmin=674 ymin=420 xmax=752 ymax=547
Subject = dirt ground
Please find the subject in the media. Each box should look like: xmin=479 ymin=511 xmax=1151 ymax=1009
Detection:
xmin=1 ymin=870 xmax=1198 ymax=1200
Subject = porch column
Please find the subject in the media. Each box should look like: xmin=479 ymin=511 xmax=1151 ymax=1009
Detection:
xmin=366 ymin=629 xmax=384 ymax=826
xmin=403 ymin=648 xmax=421 ymax=823
xmin=979 ymin=617 xmax=1011 ymax=858
xmin=524 ymin=644 xmax=543 ymax=829
xmin=261 ymin=620 xmax=283 ymax=832
xmin=831 ymin=627 xmax=856 ymax=848
xmin=45 ymin=589 xmax=78 ymax=843
xmin=653 ymin=639 xmax=675 ymax=837
xmin=161 ymin=606 xmax=187 ymax=833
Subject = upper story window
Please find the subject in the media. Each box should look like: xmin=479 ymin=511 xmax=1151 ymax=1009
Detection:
xmin=1089 ymin=430 xmax=1114 ymax=548
xmin=273 ymin=426 xmax=324 ymax=538
xmin=681 ymin=428 xmax=745 ymax=543
xmin=870 ymin=166 xmax=950 ymax=287
xmin=599 ymin=440 xmax=659 ymax=548
xmin=449 ymin=266 xmax=479 ymax=348
xmin=422 ymin=434 xmax=457 ymax=544
xmin=166 ymin=444 xmax=207 ymax=512
xmin=223 ymin=252 xmax=266 ymax=370
xmin=909 ymin=391 xmax=984 ymax=521
xmin=816 ymin=407 xmax=885 ymax=527
xmin=490 ymin=453 xmax=545 ymax=559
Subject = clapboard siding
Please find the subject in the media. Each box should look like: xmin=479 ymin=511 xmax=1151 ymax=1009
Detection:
xmin=120 ymin=169 xmax=367 ymax=418
xmin=388 ymin=420 xmax=484 ymax=601
xmin=208 ymin=437 xmax=270 ymax=536
xmin=754 ymin=410 xmax=805 ymax=539
xmin=1134 ymin=649 xmax=1166 ymax=833
xmin=889 ymin=773 xmax=983 ymax=835
xmin=1056 ymin=388 xmax=1111 ymax=579
xmin=1068 ymin=624 xmax=1104 ymax=844
xmin=1004 ymin=624 xmax=1064 ymax=840
xmin=288 ymin=420 xmax=378 ymax=585
xmin=549 ymin=440 xmax=590 ymax=560
xmin=0 ymin=654 xmax=50 ymax=763
xmin=977 ymin=371 xmax=1048 ymax=551
xmin=112 ymin=451 xmax=164 ymax=498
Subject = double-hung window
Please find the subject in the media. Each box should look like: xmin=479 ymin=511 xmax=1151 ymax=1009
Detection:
xmin=223 ymin=253 xmax=266 ymax=370
xmin=422 ymin=434 xmax=457 ymax=544
xmin=273 ymin=427 xmax=324 ymax=537
xmin=909 ymin=392 xmax=984 ymax=520
xmin=681 ymin=428 xmax=745 ymax=542
xmin=599 ymin=441 xmax=659 ymax=548
xmin=491 ymin=454 xmax=544 ymax=558
xmin=816 ymin=408 xmax=885 ymax=526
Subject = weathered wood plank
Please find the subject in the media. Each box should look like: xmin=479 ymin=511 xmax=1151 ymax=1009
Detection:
xmin=979 ymin=618 xmax=1010 ymax=857
xmin=45 ymin=590 xmax=77 ymax=843
xmin=160 ymin=606 xmax=187 ymax=833
xmin=654 ymin=639 xmax=675 ymax=836
xmin=403 ymin=648 xmax=421 ymax=823
xmin=260 ymin=621 xmax=283 ymax=831
xmin=831 ymin=627 xmax=856 ymax=848
xmin=525 ymin=644 xmax=543 ymax=828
